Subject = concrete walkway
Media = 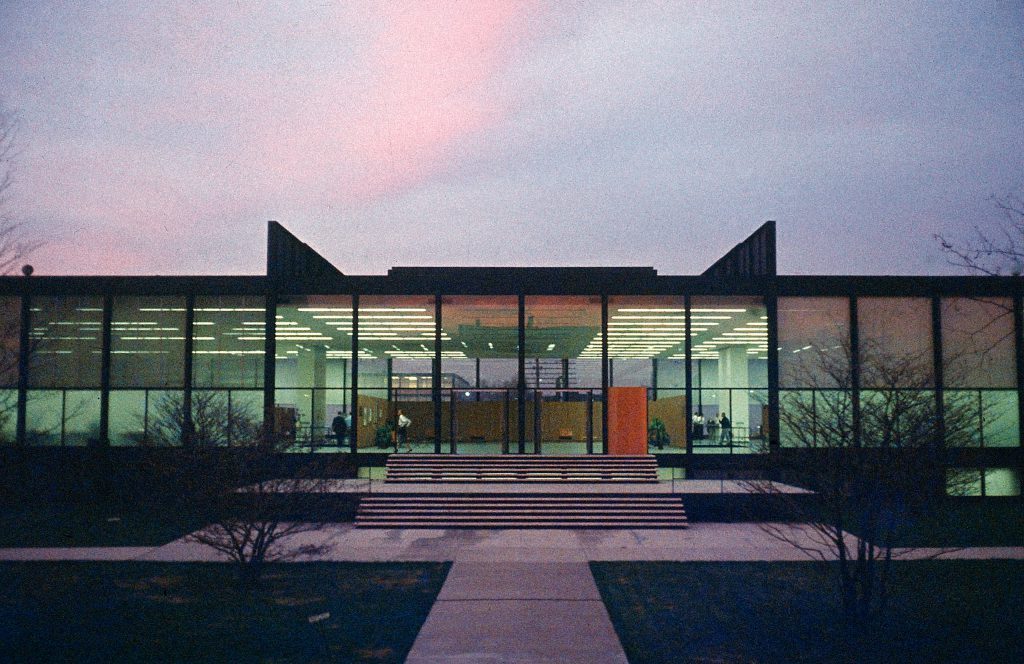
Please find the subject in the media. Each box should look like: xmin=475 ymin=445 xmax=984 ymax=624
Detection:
xmin=405 ymin=561 xmax=627 ymax=663
xmin=3 ymin=523 xmax=1024 ymax=563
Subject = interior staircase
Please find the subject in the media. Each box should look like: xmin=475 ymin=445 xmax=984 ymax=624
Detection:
xmin=355 ymin=454 xmax=687 ymax=529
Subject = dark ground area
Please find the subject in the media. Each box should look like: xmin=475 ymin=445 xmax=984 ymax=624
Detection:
xmin=592 ymin=560 xmax=1024 ymax=664
xmin=0 ymin=561 xmax=450 ymax=663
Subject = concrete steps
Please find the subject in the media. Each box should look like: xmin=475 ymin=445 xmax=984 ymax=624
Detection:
xmin=355 ymin=494 xmax=688 ymax=529
xmin=384 ymin=454 xmax=659 ymax=483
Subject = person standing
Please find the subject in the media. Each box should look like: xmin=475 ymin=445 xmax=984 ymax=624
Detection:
xmin=396 ymin=409 xmax=412 ymax=452
xmin=719 ymin=412 xmax=732 ymax=444
xmin=331 ymin=410 xmax=348 ymax=447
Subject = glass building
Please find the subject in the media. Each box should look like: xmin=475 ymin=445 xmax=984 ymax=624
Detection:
xmin=0 ymin=221 xmax=1020 ymax=496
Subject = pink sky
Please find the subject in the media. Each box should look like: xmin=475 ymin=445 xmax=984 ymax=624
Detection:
xmin=0 ymin=1 xmax=1022 ymax=276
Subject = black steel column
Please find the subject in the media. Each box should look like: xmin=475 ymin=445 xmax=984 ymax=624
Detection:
xmin=586 ymin=390 xmax=594 ymax=454
xmin=766 ymin=292 xmax=781 ymax=452
xmin=850 ymin=296 xmax=861 ymax=448
xmin=449 ymin=388 xmax=456 ymax=454
xmin=502 ymin=388 xmax=510 ymax=453
xmin=16 ymin=292 xmax=30 ymax=446
xmin=533 ymin=388 xmax=541 ymax=454
xmin=931 ymin=296 xmax=946 ymax=448
xmin=684 ymin=294 xmax=693 ymax=455
xmin=651 ymin=358 xmax=658 ymax=401
xmin=180 ymin=294 xmax=194 ymax=447
xmin=518 ymin=294 xmax=526 ymax=454
xmin=262 ymin=293 xmax=277 ymax=446
xmin=386 ymin=358 xmax=393 ymax=402
xmin=350 ymin=294 xmax=359 ymax=455
xmin=601 ymin=294 xmax=609 ymax=454
xmin=433 ymin=294 xmax=442 ymax=454
xmin=475 ymin=358 xmax=481 ymax=401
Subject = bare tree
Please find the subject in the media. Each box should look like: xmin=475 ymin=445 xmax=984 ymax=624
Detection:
xmin=745 ymin=335 xmax=978 ymax=623
xmin=0 ymin=101 xmax=40 ymax=274
xmin=145 ymin=392 xmax=348 ymax=587
xmin=936 ymin=191 xmax=1024 ymax=276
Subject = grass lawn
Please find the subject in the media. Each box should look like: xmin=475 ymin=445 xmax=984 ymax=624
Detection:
xmin=592 ymin=560 xmax=1024 ymax=664
xmin=879 ymin=500 xmax=1024 ymax=547
xmin=0 ymin=501 xmax=209 ymax=547
xmin=0 ymin=561 xmax=450 ymax=663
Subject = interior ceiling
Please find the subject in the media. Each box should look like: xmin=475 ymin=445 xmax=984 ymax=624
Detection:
xmin=271 ymin=303 xmax=767 ymax=361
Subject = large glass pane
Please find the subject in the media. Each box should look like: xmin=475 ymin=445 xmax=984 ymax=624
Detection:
xmin=355 ymin=295 xmax=435 ymax=451
xmin=857 ymin=297 xmax=933 ymax=388
xmin=442 ymin=295 xmax=518 ymax=453
xmin=0 ymin=388 xmax=15 ymax=444
xmin=24 ymin=389 xmax=101 ymax=446
xmin=28 ymin=296 xmax=103 ymax=388
xmin=274 ymin=295 xmax=353 ymax=449
xmin=110 ymin=296 xmax=186 ymax=388
xmin=606 ymin=296 xmax=687 ymax=453
xmin=778 ymin=297 xmax=850 ymax=388
xmin=941 ymin=297 xmax=1015 ymax=388
xmin=690 ymin=296 xmax=768 ymax=453
xmin=193 ymin=296 xmax=266 ymax=389
xmin=525 ymin=296 xmax=603 ymax=454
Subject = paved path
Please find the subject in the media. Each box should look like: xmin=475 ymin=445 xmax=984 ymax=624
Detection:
xmin=405 ymin=561 xmax=627 ymax=664
xmin=3 ymin=524 xmax=1023 ymax=563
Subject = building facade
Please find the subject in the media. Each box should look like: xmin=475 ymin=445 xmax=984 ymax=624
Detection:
xmin=0 ymin=222 xmax=1020 ymax=496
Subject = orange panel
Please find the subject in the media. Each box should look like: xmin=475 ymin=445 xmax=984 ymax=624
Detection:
xmin=607 ymin=387 xmax=648 ymax=455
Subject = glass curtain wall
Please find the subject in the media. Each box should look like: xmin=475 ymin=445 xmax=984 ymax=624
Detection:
xmin=191 ymin=296 xmax=266 ymax=446
xmin=26 ymin=297 xmax=103 ymax=445
xmin=690 ymin=296 xmax=769 ymax=453
xmin=777 ymin=297 xmax=852 ymax=449
xmin=441 ymin=296 xmax=518 ymax=453
xmin=357 ymin=295 xmax=436 ymax=452
xmin=857 ymin=297 xmax=935 ymax=448
xmin=107 ymin=296 xmax=186 ymax=446
xmin=525 ymin=296 xmax=603 ymax=454
xmin=0 ymin=296 xmax=19 ymax=444
xmin=605 ymin=296 xmax=686 ymax=454
xmin=942 ymin=297 xmax=1019 ymax=448
xmin=274 ymin=295 xmax=352 ymax=451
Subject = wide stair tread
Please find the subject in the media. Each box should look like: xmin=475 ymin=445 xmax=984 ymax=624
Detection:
xmin=355 ymin=493 xmax=687 ymax=529
xmin=384 ymin=454 xmax=660 ymax=483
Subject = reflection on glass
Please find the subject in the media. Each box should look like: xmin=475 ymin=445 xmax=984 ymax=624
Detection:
xmin=28 ymin=296 xmax=104 ymax=388
xmin=110 ymin=296 xmax=186 ymax=388
xmin=778 ymin=297 xmax=850 ymax=388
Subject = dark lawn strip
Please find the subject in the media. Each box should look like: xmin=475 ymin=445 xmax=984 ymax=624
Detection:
xmin=0 ymin=502 xmax=208 ymax=547
xmin=0 ymin=561 xmax=450 ymax=663
xmin=591 ymin=560 xmax=1024 ymax=664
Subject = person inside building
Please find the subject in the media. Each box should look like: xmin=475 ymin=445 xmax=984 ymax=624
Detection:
xmin=692 ymin=410 xmax=705 ymax=439
xmin=396 ymin=409 xmax=412 ymax=452
xmin=331 ymin=410 xmax=348 ymax=447
xmin=719 ymin=411 xmax=732 ymax=444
